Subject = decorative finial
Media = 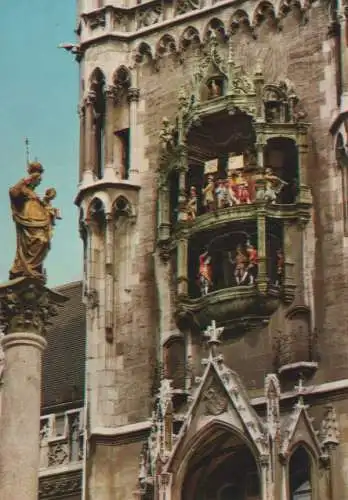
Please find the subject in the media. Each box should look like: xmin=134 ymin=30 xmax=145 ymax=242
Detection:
xmin=203 ymin=320 xmax=224 ymax=359
xmin=25 ymin=137 xmax=30 ymax=166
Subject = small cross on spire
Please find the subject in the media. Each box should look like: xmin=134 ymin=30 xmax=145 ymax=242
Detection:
xmin=204 ymin=320 xmax=224 ymax=359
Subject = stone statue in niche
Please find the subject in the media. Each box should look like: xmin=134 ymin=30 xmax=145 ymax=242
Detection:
xmin=263 ymin=167 xmax=288 ymax=204
xmin=208 ymin=79 xmax=222 ymax=99
xmin=202 ymin=174 xmax=216 ymax=212
xmin=198 ymin=250 xmax=213 ymax=296
xmin=159 ymin=117 xmax=175 ymax=152
xmin=186 ymin=186 xmax=198 ymax=221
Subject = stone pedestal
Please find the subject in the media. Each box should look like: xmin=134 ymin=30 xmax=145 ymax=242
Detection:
xmin=0 ymin=277 xmax=67 ymax=500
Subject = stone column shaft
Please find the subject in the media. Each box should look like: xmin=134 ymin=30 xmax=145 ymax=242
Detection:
xmin=78 ymin=104 xmax=85 ymax=183
xmin=0 ymin=278 xmax=67 ymax=500
xmin=84 ymin=91 xmax=97 ymax=181
xmin=257 ymin=208 xmax=267 ymax=294
xmin=128 ymin=88 xmax=140 ymax=181
xmin=104 ymin=86 xmax=116 ymax=180
xmin=0 ymin=332 xmax=46 ymax=500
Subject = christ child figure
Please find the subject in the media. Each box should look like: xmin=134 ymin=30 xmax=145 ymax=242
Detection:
xmin=43 ymin=188 xmax=62 ymax=235
xmin=202 ymin=174 xmax=216 ymax=212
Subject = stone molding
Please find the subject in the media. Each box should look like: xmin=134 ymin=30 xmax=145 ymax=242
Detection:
xmin=1 ymin=331 xmax=47 ymax=353
xmin=90 ymin=421 xmax=152 ymax=446
xmin=77 ymin=0 xmax=316 ymax=55
xmin=38 ymin=468 xmax=82 ymax=499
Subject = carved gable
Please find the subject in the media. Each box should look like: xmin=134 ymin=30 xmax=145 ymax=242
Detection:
xmin=164 ymin=359 xmax=267 ymax=475
xmin=280 ymin=398 xmax=322 ymax=459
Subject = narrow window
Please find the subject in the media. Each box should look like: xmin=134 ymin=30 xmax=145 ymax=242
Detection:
xmin=336 ymin=133 xmax=348 ymax=235
xmin=114 ymin=128 xmax=130 ymax=179
xmin=289 ymin=446 xmax=312 ymax=500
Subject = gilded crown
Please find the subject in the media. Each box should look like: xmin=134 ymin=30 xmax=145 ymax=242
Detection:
xmin=27 ymin=161 xmax=44 ymax=175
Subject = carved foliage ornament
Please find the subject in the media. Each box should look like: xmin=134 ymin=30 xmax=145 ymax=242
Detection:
xmin=39 ymin=471 xmax=82 ymax=499
xmin=136 ymin=2 xmax=162 ymax=30
xmin=0 ymin=279 xmax=67 ymax=336
xmin=175 ymin=0 xmax=200 ymax=16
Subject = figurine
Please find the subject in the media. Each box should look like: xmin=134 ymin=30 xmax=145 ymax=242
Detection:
xmin=235 ymin=170 xmax=251 ymax=204
xmin=275 ymin=248 xmax=284 ymax=285
xmin=202 ymin=174 xmax=216 ymax=212
xmin=226 ymin=171 xmax=240 ymax=206
xmin=264 ymin=167 xmax=288 ymax=204
xmin=229 ymin=245 xmax=248 ymax=286
xmin=186 ymin=186 xmax=198 ymax=221
xmin=9 ymin=161 xmax=60 ymax=282
xmin=246 ymin=242 xmax=258 ymax=285
xmin=215 ymin=179 xmax=227 ymax=209
xmin=198 ymin=250 xmax=213 ymax=296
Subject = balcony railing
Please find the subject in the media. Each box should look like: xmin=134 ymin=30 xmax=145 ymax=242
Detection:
xmin=39 ymin=408 xmax=84 ymax=471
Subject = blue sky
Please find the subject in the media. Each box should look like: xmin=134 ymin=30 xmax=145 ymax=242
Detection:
xmin=0 ymin=1 xmax=81 ymax=287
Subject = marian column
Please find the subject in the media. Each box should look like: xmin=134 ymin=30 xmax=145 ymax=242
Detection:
xmin=0 ymin=160 xmax=67 ymax=500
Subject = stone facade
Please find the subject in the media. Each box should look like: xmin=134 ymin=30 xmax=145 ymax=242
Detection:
xmin=40 ymin=0 xmax=348 ymax=498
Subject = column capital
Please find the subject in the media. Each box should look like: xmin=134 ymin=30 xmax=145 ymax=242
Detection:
xmin=105 ymin=84 xmax=116 ymax=100
xmin=84 ymin=90 xmax=97 ymax=106
xmin=0 ymin=277 xmax=68 ymax=337
xmin=127 ymin=87 xmax=140 ymax=102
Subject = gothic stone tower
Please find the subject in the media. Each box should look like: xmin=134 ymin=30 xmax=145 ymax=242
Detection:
xmin=75 ymin=0 xmax=348 ymax=499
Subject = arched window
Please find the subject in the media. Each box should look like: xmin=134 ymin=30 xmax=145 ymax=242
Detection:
xmin=289 ymin=446 xmax=313 ymax=500
xmin=90 ymin=68 xmax=106 ymax=179
xmin=336 ymin=132 xmax=348 ymax=235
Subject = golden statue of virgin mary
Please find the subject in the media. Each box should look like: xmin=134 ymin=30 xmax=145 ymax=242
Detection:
xmin=9 ymin=161 xmax=60 ymax=283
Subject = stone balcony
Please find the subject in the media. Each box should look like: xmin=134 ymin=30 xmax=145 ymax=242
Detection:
xmin=39 ymin=408 xmax=84 ymax=499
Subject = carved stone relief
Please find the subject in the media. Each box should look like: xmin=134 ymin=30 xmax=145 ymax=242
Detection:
xmin=203 ymin=385 xmax=228 ymax=415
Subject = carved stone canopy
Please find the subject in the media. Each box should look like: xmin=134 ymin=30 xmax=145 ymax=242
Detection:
xmin=0 ymin=277 xmax=68 ymax=337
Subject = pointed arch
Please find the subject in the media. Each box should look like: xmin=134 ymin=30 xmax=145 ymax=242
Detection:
xmin=156 ymin=33 xmax=178 ymax=58
xmin=203 ymin=17 xmax=227 ymax=42
xmin=112 ymin=195 xmax=135 ymax=219
xmin=229 ymin=9 xmax=252 ymax=35
xmin=112 ymin=65 xmax=132 ymax=90
xmin=179 ymin=26 xmax=201 ymax=51
xmin=174 ymin=420 xmax=261 ymax=500
xmin=88 ymin=67 xmax=106 ymax=91
xmin=133 ymin=41 xmax=154 ymax=65
xmin=288 ymin=444 xmax=315 ymax=500
xmin=252 ymin=1 xmax=276 ymax=26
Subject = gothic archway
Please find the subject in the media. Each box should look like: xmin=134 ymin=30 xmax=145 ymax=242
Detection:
xmin=181 ymin=425 xmax=260 ymax=500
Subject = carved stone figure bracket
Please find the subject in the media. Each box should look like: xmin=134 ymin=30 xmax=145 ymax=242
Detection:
xmin=0 ymin=277 xmax=68 ymax=337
